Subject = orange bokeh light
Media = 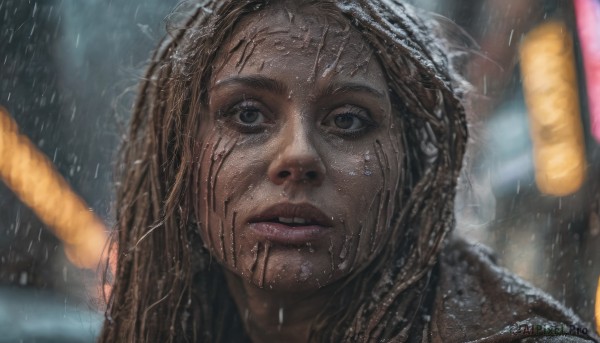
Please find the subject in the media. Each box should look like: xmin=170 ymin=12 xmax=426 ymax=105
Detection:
xmin=0 ymin=106 xmax=108 ymax=269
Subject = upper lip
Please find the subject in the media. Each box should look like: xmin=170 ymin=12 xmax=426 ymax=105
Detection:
xmin=249 ymin=202 xmax=334 ymax=227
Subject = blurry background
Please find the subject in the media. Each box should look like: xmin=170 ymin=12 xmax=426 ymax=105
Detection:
xmin=0 ymin=0 xmax=598 ymax=341
xmin=0 ymin=0 xmax=174 ymax=341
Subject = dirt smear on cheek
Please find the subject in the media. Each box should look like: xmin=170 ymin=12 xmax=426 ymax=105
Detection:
xmin=342 ymin=139 xmax=397 ymax=271
xmin=348 ymin=221 xmax=364 ymax=272
xmin=204 ymin=134 xmax=222 ymax=251
xmin=368 ymin=189 xmax=384 ymax=254
xmin=357 ymin=187 xmax=382 ymax=265
xmin=193 ymin=130 xmax=216 ymax=253
xmin=257 ymin=241 xmax=272 ymax=288
xmin=328 ymin=237 xmax=335 ymax=278
xmin=229 ymin=211 xmax=238 ymax=268
xmin=249 ymin=242 xmax=259 ymax=274
xmin=200 ymin=132 xmax=239 ymax=267
xmin=372 ymin=140 xmax=394 ymax=254
xmin=211 ymin=138 xmax=238 ymax=213
xmin=337 ymin=233 xmax=353 ymax=272
xmin=208 ymin=135 xmax=239 ymax=269
xmin=218 ymin=218 xmax=226 ymax=262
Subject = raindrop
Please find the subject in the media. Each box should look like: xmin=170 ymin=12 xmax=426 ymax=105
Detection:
xmin=19 ymin=272 xmax=27 ymax=285
xmin=14 ymin=208 xmax=20 ymax=235
xmin=483 ymin=74 xmax=488 ymax=95
xmin=298 ymin=261 xmax=311 ymax=281
xmin=278 ymin=307 xmax=284 ymax=327
xmin=558 ymin=197 xmax=562 ymax=210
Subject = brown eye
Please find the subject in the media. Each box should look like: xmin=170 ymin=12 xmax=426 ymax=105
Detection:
xmin=322 ymin=105 xmax=376 ymax=138
xmin=334 ymin=114 xmax=363 ymax=130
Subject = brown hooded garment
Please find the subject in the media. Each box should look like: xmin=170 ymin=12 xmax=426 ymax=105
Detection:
xmin=421 ymin=238 xmax=599 ymax=343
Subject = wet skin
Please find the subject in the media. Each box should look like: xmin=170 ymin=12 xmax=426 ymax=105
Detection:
xmin=195 ymin=5 xmax=403 ymax=342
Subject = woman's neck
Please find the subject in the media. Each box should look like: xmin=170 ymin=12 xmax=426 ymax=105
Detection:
xmin=223 ymin=270 xmax=337 ymax=343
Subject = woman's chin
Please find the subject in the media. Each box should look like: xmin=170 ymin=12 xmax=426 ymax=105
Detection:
xmin=230 ymin=245 xmax=349 ymax=293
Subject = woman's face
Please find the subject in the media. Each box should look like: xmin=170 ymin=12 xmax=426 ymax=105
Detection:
xmin=196 ymin=5 xmax=403 ymax=292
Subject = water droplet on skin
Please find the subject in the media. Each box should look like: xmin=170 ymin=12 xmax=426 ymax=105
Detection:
xmin=298 ymin=261 xmax=311 ymax=282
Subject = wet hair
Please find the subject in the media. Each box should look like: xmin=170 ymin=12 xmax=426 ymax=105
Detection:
xmin=99 ymin=0 xmax=469 ymax=341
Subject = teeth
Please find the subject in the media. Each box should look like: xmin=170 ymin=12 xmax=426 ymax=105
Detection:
xmin=278 ymin=217 xmax=308 ymax=224
xmin=279 ymin=217 xmax=294 ymax=224
xmin=293 ymin=217 xmax=307 ymax=224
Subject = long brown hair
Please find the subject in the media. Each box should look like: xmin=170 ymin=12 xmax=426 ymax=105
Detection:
xmin=99 ymin=0 xmax=469 ymax=341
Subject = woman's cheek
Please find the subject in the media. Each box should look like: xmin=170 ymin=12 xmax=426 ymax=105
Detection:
xmin=195 ymin=130 xmax=242 ymax=267
xmin=336 ymin=137 xmax=402 ymax=272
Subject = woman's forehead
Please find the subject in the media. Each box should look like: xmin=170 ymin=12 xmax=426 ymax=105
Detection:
xmin=233 ymin=4 xmax=349 ymax=41
xmin=212 ymin=5 xmax=385 ymax=92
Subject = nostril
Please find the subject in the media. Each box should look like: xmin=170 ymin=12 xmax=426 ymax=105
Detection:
xmin=306 ymin=171 xmax=318 ymax=180
xmin=278 ymin=171 xmax=291 ymax=179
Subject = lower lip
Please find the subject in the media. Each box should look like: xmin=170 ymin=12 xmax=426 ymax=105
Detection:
xmin=248 ymin=222 xmax=329 ymax=245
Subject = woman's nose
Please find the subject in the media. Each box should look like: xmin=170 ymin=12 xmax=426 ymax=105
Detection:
xmin=267 ymin=129 xmax=326 ymax=186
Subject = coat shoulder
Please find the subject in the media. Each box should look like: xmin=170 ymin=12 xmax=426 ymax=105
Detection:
xmin=427 ymin=237 xmax=598 ymax=343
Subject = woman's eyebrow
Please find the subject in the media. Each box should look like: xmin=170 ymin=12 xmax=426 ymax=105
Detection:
xmin=212 ymin=75 xmax=288 ymax=95
xmin=321 ymin=82 xmax=386 ymax=99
